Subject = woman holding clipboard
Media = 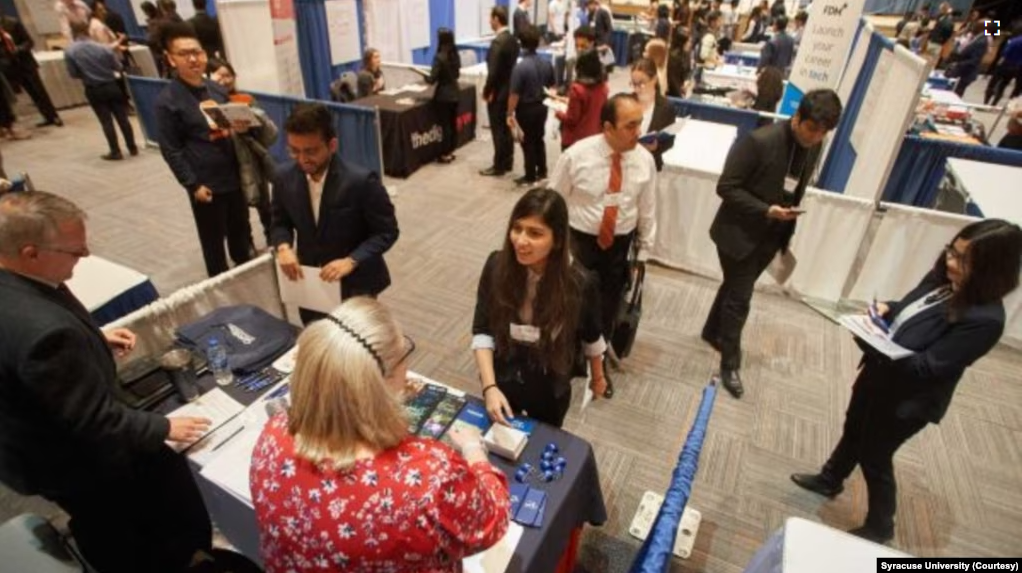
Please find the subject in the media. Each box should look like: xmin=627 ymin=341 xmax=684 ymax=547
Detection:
xmin=791 ymin=219 xmax=1022 ymax=544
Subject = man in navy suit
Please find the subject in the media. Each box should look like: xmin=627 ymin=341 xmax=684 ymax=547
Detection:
xmin=271 ymin=103 xmax=399 ymax=323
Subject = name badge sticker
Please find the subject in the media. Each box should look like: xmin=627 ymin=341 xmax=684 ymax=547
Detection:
xmin=510 ymin=324 xmax=541 ymax=343
xmin=783 ymin=176 xmax=799 ymax=194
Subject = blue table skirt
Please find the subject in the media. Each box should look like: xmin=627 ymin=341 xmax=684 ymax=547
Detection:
xmin=91 ymin=280 xmax=159 ymax=326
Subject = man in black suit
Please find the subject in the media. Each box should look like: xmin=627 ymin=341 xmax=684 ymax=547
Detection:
xmin=586 ymin=0 xmax=613 ymax=49
xmin=271 ymin=103 xmax=399 ymax=324
xmin=0 ymin=191 xmax=212 ymax=572
xmin=702 ymin=89 xmax=842 ymax=398
xmin=759 ymin=16 xmax=794 ymax=73
xmin=0 ymin=13 xmax=62 ymax=127
xmin=513 ymin=0 xmax=532 ymax=39
xmin=480 ymin=6 xmax=520 ymax=177
xmin=188 ymin=0 xmax=224 ymax=58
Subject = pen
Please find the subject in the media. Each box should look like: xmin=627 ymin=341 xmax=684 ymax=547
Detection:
xmin=211 ymin=425 xmax=245 ymax=452
xmin=869 ymin=296 xmax=890 ymax=333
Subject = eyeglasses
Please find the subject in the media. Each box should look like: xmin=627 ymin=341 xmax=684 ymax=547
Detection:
xmin=171 ymin=49 xmax=206 ymax=60
xmin=38 ymin=244 xmax=90 ymax=258
xmin=396 ymin=335 xmax=416 ymax=367
xmin=630 ymin=80 xmax=649 ymax=89
xmin=943 ymin=244 xmax=965 ymax=262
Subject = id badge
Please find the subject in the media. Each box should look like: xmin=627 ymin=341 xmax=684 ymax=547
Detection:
xmin=783 ymin=176 xmax=799 ymax=194
xmin=604 ymin=193 xmax=622 ymax=208
xmin=510 ymin=324 xmax=541 ymax=343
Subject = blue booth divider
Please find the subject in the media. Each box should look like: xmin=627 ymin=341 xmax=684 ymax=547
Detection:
xmin=628 ymin=382 xmax=718 ymax=573
xmin=127 ymin=76 xmax=383 ymax=175
xmin=412 ymin=0 xmax=455 ymax=66
xmin=667 ymin=97 xmax=764 ymax=140
xmin=817 ymin=26 xmax=889 ymax=194
xmin=881 ymin=136 xmax=1022 ymax=208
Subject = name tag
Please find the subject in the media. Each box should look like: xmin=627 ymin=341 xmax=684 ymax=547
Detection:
xmin=510 ymin=324 xmax=541 ymax=343
xmin=603 ymin=193 xmax=622 ymax=208
xmin=783 ymin=176 xmax=800 ymax=195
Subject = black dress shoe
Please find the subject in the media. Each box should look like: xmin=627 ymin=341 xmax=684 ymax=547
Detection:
xmin=602 ymin=357 xmax=615 ymax=399
xmin=53 ymin=117 xmax=64 ymax=127
xmin=720 ymin=369 xmax=744 ymax=398
xmin=479 ymin=167 xmax=506 ymax=177
xmin=514 ymin=176 xmax=536 ymax=187
xmin=101 ymin=152 xmax=124 ymax=161
xmin=848 ymin=525 xmax=893 ymax=544
xmin=128 ymin=147 xmax=139 ymax=156
xmin=790 ymin=473 xmax=844 ymax=498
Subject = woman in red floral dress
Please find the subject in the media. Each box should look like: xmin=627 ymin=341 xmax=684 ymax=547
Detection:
xmin=250 ymin=297 xmax=511 ymax=572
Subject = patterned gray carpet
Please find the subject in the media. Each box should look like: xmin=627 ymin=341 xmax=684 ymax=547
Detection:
xmin=2 ymin=82 xmax=1020 ymax=572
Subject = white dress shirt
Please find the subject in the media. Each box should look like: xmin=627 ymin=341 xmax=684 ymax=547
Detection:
xmin=549 ymin=133 xmax=657 ymax=260
xmin=307 ymin=173 xmax=325 ymax=225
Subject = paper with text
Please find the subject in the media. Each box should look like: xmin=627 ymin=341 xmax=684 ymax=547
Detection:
xmin=275 ymin=264 xmax=341 ymax=314
xmin=166 ymin=388 xmax=245 ymax=451
xmin=463 ymin=522 xmax=523 ymax=573
xmin=838 ymin=314 xmax=915 ymax=360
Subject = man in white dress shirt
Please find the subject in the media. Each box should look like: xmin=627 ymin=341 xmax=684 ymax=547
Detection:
xmin=550 ymin=93 xmax=657 ymax=398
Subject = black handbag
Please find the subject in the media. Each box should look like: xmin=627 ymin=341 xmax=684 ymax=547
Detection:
xmin=611 ymin=257 xmax=645 ymax=359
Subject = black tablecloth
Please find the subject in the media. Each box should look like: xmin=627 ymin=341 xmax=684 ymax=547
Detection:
xmin=355 ymin=83 xmax=477 ymax=178
xmin=175 ymin=379 xmax=606 ymax=572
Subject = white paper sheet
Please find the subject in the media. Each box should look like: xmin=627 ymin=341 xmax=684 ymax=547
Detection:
xmin=325 ymin=0 xmax=362 ymax=65
xmin=200 ymin=426 xmax=262 ymax=507
xmin=275 ymin=264 xmax=341 ymax=314
xmin=543 ymin=98 xmax=568 ymax=114
xmin=462 ymin=522 xmax=524 ymax=573
xmin=838 ymin=315 xmax=914 ymax=360
xmin=400 ymin=0 xmax=432 ymax=50
xmin=166 ymin=389 xmax=245 ymax=452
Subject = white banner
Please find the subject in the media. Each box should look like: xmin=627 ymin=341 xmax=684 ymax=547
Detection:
xmin=779 ymin=0 xmax=865 ymax=116
xmin=326 ymin=0 xmax=362 ymax=66
xmin=269 ymin=0 xmax=305 ymax=96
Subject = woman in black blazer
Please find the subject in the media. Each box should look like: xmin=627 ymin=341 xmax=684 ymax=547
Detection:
xmin=792 ymin=219 xmax=1022 ymax=544
xmin=426 ymin=28 xmax=461 ymax=164
xmin=472 ymin=188 xmax=607 ymax=428
xmin=631 ymin=58 xmax=677 ymax=171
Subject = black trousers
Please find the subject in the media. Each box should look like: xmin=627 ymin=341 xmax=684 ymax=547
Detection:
xmin=298 ymin=289 xmax=377 ymax=325
xmin=984 ymin=64 xmax=1022 ymax=106
xmin=517 ymin=101 xmax=548 ymax=180
xmin=571 ymin=229 xmax=632 ymax=342
xmin=189 ymin=188 xmax=253 ymax=277
xmin=50 ymin=446 xmax=212 ymax=573
xmin=85 ymin=82 xmax=136 ymax=155
xmin=822 ymin=365 xmax=928 ymax=534
xmin=497 ymin=366 xmax=572 ymax=428
xmin=8 ymin=66 xmax=59 ymax=122
xmin=434 ymin=100 xmax=459 ymax=157
xmin=703 ymin=241 xmax=781 ymax=371
xmin=488 ymin=96 xmax=514 ymax=172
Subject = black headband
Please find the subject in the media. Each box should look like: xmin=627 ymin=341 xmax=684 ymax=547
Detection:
xmin=324 ymin=315 xmax=385 ymax=375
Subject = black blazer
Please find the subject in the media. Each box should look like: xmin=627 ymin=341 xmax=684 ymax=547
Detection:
xmin=188 ymin=12 xmax=224 ymax=58
xmin=856 ymin=271 xmax=1005 ymax=424
xmin=484 ymin=29 xmax=520 ymax=102
xmin=0 ymin=16 xmax=38 ymax=71
xmin=472 ymin=252 xmax=603 ymax=397
xmin=0 ymin=270 xmax=170 ymax=498
xmin=270 ymin=155 xmax=399 ymax=297
xmin=666 ymin=50 xmax=690 ymax=98
xmin=647 ymin=94 xmax=676 ymax=171
xmin=709 ymin=121 xmax=820 ymax=260
xmin=427 ymin=51 xmax=462 ymax=103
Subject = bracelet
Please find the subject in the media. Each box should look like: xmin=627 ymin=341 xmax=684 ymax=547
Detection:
xmin=482 ymin=384 xmax=499 ymax=395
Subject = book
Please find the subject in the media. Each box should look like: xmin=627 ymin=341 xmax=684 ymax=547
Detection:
xmin=508 ymin=483 xmax=528 ymax=517
xmin=199 ymin=101 xmax=259 ymax=130
xmin=638 ymin=130 xmax=677 ymax=147
xmin=439 ymin=401 xmax=493 ymax=448
xmin=405 ymin=383 xmax=447 ymax=433
xmin=484 ymin=424 xmax=529 ymax=461
xmin=418 ymin=394 xmax=466 ymax=439
xmin=515 ymin=488 xmax=546 ymax=527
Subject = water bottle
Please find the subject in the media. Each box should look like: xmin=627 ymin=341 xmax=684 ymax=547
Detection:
xmin=207 ymin=338 xmax=233 ymax=386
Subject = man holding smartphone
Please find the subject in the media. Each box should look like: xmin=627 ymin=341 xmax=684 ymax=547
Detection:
xmin=701 ymin=89 xmax=842 ymax=398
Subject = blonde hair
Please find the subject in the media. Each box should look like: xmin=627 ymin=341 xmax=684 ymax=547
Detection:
xmin=644 ymin=40 xmax=669 ymax=95
xmin=287 ymin=297 xmax=409 ymax=469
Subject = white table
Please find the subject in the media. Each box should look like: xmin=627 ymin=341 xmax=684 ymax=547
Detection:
xmin=946 ymin=158 xmax=1022 ymax=225
xmin=743 ymin=517 xmax=909 ymax=573
xmin=702 ymin=64 xmax=758 ymax=93
xmin=36 ymin=45 xmax=158 ymax=110
xmin=650 ymin=119 xmax=737 ymax=279
xmin=66 ymin=255 xmax=158 ymax=324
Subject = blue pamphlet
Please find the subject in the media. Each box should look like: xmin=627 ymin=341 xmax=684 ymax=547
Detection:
xmin=509 ymin=483 xmax=528 ymax=518
xmin=508 ymin=417 xmax=537 ymax=436
xmin=455 ymin=401 xmax=492 ymax=433
xmin=515 ymin=488 xmax=546 ymax=528
xmin=638 ymin=131 xmax=676 ymax=147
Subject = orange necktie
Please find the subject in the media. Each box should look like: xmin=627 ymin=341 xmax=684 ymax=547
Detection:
xmin=597 ymin=152 xmax=622 ymax=250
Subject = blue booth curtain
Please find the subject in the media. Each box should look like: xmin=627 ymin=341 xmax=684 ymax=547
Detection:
xmin=411 ymin=0 xmax=455 ymax=66
xmin=817 ymin=31 xmax=890 ymax=193
xmin=295 ymin=0 xmax=333 ymax=101
xmin=127 ymin=76 xmax=384 ymax=176
xmin=882 ymin=136 xmax=1022 ymax=208
xmin=107 ymin=0 xmax=146 ymax=39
